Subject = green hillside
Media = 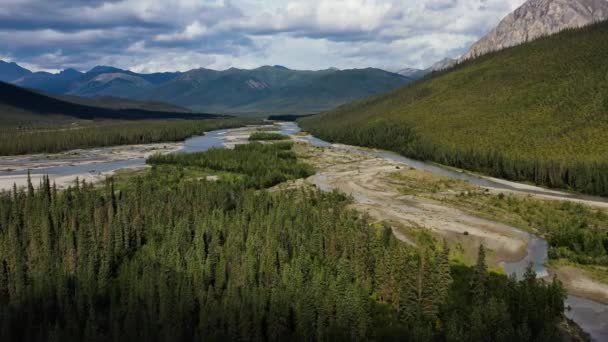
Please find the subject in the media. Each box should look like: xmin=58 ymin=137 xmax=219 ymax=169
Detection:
xmin=151 ymin=67 xmax=411 ymax=114
xmin=0 ymin=81 xmax=218 ymax=128
xmin=300 ymin=21 xmax=608 ymax=196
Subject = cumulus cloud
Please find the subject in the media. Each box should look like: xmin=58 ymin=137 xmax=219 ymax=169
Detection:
xmin=0 ymin=0 xmax=527 ymax=72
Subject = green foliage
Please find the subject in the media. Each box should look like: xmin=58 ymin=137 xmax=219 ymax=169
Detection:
xmin=445 ymin=246 xmax=567 ymax=342
xmin=0 ymin=145 xmax=567 ymax=341
xmin=445 ymin=191 xmax=608 ymax=268
xmin=147 ymin=142 xmax=314 ymax=188
xmin=0 ymin=119 xmax=249 ymax=155
xmin=248 ymin=132 xmax=290 ymax=141
xmin=300 ymin=21 xmax=608 ymax=196
xmin=503 ymin=197 xmax=608 ymax=266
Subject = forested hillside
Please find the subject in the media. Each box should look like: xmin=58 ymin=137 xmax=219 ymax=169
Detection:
xmin=0 ymin=141 xmax=569 ymax=341
xmin=0 ymin=119 xmax=248 ymax=156
xmin=0 ymin=82 xmax=216 ymax=127
xmin=300 ymin=21 xmax=608 ymax=196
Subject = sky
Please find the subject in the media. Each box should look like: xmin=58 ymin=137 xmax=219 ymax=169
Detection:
xmin=0 ymin=0 xmax=527 ymax=73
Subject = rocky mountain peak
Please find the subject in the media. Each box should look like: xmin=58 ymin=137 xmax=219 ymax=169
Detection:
xmin=460 ymin=0 xmax=608 ymax=61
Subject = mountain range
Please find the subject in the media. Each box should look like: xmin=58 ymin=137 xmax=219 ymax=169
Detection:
xmin=0 ymin=63 xmax=413 ymax=114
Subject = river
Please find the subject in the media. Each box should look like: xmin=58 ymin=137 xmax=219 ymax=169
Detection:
xmin=2 ymin=121 xmax=607 ymax=340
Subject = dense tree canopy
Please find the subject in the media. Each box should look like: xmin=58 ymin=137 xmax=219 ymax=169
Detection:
xmin=0 ymin=118 xmax=250 ymax=156
xmin=0 ymin=142 xmax=568 ymax=341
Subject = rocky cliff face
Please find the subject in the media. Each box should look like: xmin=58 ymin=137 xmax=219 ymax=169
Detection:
xmin=461 ymin=0 xmax=608 ymax=61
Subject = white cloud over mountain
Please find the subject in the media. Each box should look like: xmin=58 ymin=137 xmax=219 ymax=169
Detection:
xmin=0 ymin=0 xmax=526 ymax=72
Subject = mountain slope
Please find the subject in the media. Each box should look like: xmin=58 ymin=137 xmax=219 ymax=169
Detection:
xmin=0 ymin=60 xmax=32 ymax=82
xmin=145 ymin=66 xmax=411 ymax=114
xmin=13 ymin=65 xmax=181 ymax=96
xmin=0 ymin=81 xmax=218 ymax=127
xmin=15 ymin=69 xmax=83 ymax=93
xmin=461 ymin=0 xmax=608 ymax=60
xmin=244 ymin=68 xmax=412 ymax=113
xmin=56 ymin=94 xmax=192 ymax=113
xmin=300 ymin=21 xmax=608 ymax=196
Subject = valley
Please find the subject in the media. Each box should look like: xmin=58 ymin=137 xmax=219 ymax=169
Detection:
xmin=2 ymin=121 xmax=606 ymax=339
xmin=2 ymin=0 xmax=608 ymax=340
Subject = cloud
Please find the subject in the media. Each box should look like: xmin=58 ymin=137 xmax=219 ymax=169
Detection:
xmin=0 ymin=0 xmax=527 ymax=72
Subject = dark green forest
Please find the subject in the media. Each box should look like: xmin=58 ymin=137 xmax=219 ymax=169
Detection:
xmin=0 ymin=118 xmax=250 ymax=156
xmin=299 ymin=21 xmax=608 ymax=196
xmin=147 ymin=142 xmax=313 ymax=188
xmin=0 ymin=142 xmax=569 ymax=341
xmin=248 ymin=132 xmax=290 ymax=141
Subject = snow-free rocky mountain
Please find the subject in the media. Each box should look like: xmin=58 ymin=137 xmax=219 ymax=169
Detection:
xmin=0 ymin=60 xmax=32 ymax=82
xmin=1 ymin=62 xmax=412 ymax=114
xmin=395 ymin=57 xmax=458 ymax=79
xmin=461 ymin=0 xmax=608 ymax=61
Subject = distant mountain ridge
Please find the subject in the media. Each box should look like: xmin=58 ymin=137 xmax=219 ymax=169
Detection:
xmin=461 ymin=0 xmax=608 ymax=60
xmin=0 ymin=60 xmax=31 ymax=82
xmin=1 ymin=62 xmax=411 ymax=114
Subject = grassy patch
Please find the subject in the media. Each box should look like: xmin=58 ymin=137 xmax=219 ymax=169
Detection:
xmin=388 ymin=168 xmax=608 ymax=279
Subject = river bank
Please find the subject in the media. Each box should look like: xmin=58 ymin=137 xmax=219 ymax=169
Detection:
xmin=0 ymin=124 xmax=277 ymax=192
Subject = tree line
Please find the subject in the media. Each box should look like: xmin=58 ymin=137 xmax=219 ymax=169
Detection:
xmin=0 ymin=118 xmax=250 ymax=156
xmin=248 ymin=132 xmax=290 ymax=141
xmin=299 ymin=120 xmax=608 ymax=197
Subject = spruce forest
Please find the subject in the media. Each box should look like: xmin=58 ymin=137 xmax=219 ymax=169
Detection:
xmin=0 ymin=118 xmax=250 ymax=156
xmin=0 ymin=141 xmax=568 ymax=341
xmin=299 ymin=21 xmax=608 ymax=196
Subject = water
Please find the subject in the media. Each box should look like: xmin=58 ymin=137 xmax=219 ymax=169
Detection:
xmin=179 ymin=128 xmax=228 ymax=153
xmin=0 ymin=125 xmax=267 ymax=177
xmin=502 ymin=235 xmax=550 ymax=279
xmin=0 ymin=158 xmax=144 ymax=177
xmin=566 ymin=296 xmax=608 ymax=341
